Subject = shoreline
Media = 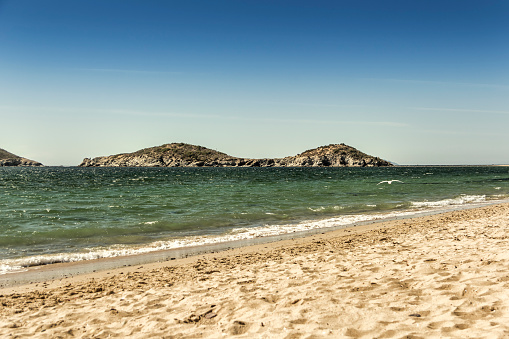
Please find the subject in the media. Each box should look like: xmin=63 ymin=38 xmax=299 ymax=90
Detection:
xmin=0 ymin=199 xmax=503 ymax=289
xmin=0 ymin=210 xmax=405 ymax=293
xmin=2 ymin=203 xmax=509 ymax=337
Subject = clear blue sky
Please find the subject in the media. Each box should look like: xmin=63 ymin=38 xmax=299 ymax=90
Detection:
xmin=1 ymin=0 xmax=508 ymax=165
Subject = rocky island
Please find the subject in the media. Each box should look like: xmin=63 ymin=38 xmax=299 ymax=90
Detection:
xmin=79 ymin=143 xmax=392 ymax=167
xmin=0 ymin=148 xmax=43 ymax=167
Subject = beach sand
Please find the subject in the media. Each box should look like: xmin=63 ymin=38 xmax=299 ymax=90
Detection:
xmin=2 ymin=203 xmax=509 ymax=338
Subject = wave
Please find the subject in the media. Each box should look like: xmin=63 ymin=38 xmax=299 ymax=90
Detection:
xmin=411 ymin=194 xmax=486 ymax=208
xmin=0 ymin=211 xmax=399 ymax=274
xmin=0 ymin=194 xmax=505 ymax=275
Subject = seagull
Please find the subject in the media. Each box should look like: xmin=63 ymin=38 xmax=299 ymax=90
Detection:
xmin=377 ymin=180 xmax=404 ymax=185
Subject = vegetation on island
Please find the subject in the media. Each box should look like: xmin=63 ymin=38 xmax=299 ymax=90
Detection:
xmin=130 ymin=143 xmax=234 ymax=163
xmin=0 ymin=148 xmax=20 ymax=160
xmin=0 ymin=148 xmax=43 ymax=167
xmin=299 ymin=143 xmax=378 ymax=161
xmin=80 ymin=143 xmax=393 ymax=167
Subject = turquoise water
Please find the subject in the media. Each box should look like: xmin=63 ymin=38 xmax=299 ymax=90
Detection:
xmin=1 ymin=166 xmax=508 ymax=273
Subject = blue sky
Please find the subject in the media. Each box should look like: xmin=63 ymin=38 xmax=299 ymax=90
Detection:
xmin=1 ymin=0 xmax=508 ymax=165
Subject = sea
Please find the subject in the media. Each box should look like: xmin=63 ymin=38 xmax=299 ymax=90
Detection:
xmin=1 ymin=166 xmax=509 ymax=275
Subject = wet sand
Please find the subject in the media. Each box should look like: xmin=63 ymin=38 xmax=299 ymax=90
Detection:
xmin=2 ymin=203 xmax=509 ymax=338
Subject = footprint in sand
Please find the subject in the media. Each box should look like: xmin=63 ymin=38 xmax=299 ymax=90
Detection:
xmin=229 ymin=320 xmax=248 ymax=335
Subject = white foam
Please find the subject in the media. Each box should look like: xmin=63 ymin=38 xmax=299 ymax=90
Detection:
xmin=0 ymin=194 xmax=502 ymax=275
xmin=0 ymin=264 xmax=26 ymax=275
xmin=411 ymin=195 xmax=486 ymax=208
xmin=308 ymin=206 xmax=343 ymax=212
xmin=0 ymin=209 xmax=422 ymax=274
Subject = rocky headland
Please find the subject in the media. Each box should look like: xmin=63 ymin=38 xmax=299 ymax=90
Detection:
xmin=79 ymin=143 xmax=392 ymax=167
xmin=0 ymin=148 xmax=43 ymax=167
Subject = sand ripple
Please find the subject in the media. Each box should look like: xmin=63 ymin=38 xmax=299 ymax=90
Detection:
xmin=2 ymin=204 xmax=509 ymax=338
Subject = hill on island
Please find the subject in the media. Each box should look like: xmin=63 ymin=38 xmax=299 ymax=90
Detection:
xmin=0 ymin=148 xmax=43 ymax=167
xmin=79 ymin=143 xmax=392 ymax=167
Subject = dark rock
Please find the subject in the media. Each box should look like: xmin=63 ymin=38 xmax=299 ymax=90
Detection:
xmin=0 ymin=148 xmax=43 ymax=167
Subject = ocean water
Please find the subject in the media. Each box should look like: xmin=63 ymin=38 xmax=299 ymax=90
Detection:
xmin=1 ymin=166 xmax=508 ymax=274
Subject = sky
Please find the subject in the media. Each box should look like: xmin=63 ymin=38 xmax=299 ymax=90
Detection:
xmin=1 ymin=0 xmax=508 ymax=166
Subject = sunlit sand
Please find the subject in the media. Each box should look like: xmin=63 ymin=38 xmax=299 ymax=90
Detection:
xmin=2 ymin=204 xmax=509 ymax=337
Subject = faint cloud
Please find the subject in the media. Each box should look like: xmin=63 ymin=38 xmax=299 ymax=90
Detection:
xmin=101 ymin=108 xmax=226 ymax=120
xmin=0 ymin=105 xmax=407 ymax=127
xmin=75 ymin=68 xmax=182 ymax=75
xmin=362 ymin=78 xmax=509 ymax=90
xmin=422 ymin=129 xmax=506 ymax=137
xmin=100 ymin=108 xmax=408 ymax=127
xmin=263 ymin=117 xmax=407 ymax=127
xmin=251 ymin=101 xmax=371 ymax=109
xmin=409 ymin=107 xmax=509 ymax=115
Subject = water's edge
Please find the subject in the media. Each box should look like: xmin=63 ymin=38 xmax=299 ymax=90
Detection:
xmin=2 ymin=199 xmax=505 ymax=289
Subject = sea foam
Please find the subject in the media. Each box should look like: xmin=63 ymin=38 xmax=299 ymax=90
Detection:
xmin=0 ymin=197 xmax=489 ymax=275
xmin=411 ymin=194 xmax=486 ymax=208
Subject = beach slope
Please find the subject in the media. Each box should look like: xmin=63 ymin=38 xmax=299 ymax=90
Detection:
xmin=2 ymin=204 xmax=509 ymax=338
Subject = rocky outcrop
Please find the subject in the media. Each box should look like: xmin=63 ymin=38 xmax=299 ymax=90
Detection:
xmin=0 ymin=148 xmax=43 ymax=167
xmin=79 ymin=143 xmax=392 ymax=168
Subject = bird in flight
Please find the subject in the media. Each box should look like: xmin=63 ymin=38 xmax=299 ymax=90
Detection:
xmin=377 ymin=180 xmax=404 ymax=185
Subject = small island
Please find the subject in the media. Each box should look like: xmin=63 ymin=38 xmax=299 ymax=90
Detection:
xmin=0 ymin=148 xmax=43 ymax=167
xmin=79 ymin=143 xmax=392 ymax=167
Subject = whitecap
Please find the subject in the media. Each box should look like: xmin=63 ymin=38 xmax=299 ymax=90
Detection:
xmin=411 ymin=195 xmax=486 ymax=208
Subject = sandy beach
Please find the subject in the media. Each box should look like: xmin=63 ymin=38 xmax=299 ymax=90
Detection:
xmin=2 ymin=203 xmax=509 ymax=338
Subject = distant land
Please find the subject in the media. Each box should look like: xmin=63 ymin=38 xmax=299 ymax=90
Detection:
xmin=79 ymin=143 xmax=393 ymax=167
xmin=0 ymin=148 xmax=43 ymax=167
